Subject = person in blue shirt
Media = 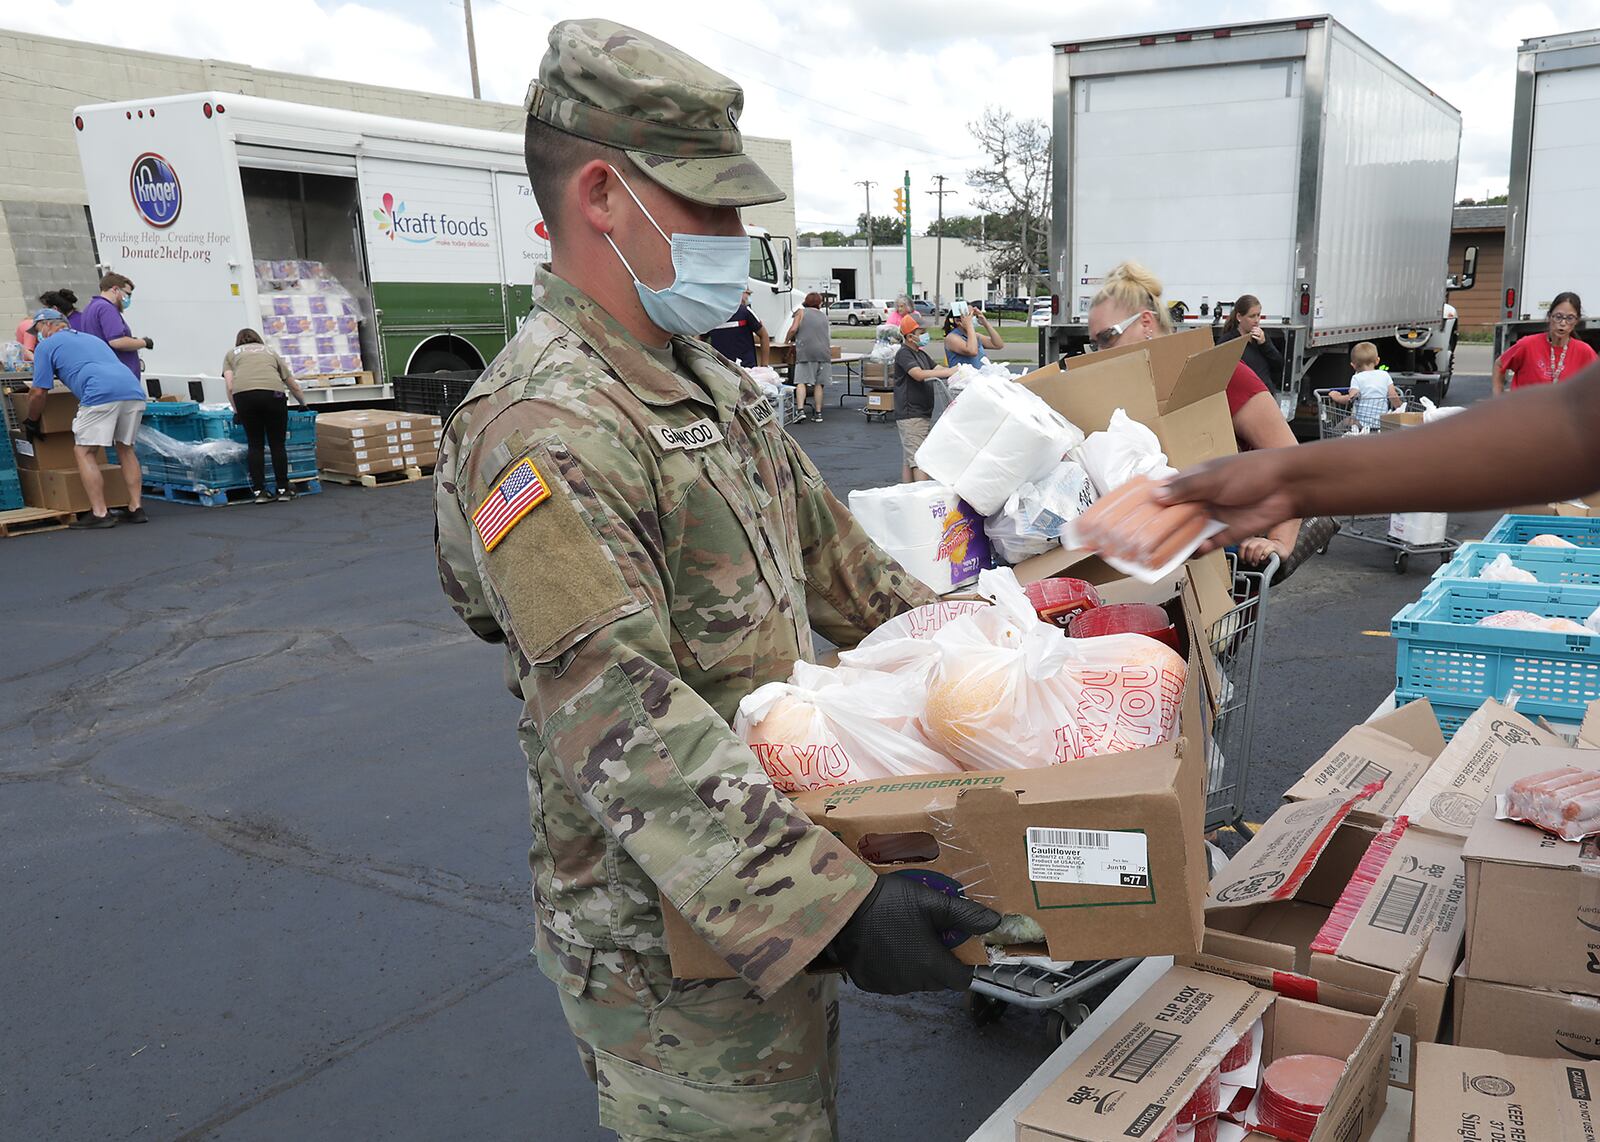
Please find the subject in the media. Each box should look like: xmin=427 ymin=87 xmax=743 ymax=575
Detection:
xmin=23 ymin=308 xmax=148 ymax=527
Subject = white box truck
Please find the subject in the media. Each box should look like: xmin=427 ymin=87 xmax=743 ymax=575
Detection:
xmin=1045 ymin=16 xmax=1471 ymax=418
xmin=73 ymin=93 xmax=793 ymax=405
xmin=1499 ymin=28 xmax=1600 ymax=358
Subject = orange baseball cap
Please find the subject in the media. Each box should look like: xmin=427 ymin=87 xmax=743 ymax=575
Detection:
xmin=899 ymin=315 xmax=922 ymax=337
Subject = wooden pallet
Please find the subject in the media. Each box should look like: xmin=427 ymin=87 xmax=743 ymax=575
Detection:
xmin=300 ymin=370 xmax=377 ymax=389
xmin=0 ymin=506 xmax=74 ymax=537
xmin=142 ymin=476 xmax=322 ymax=507
xmin=319 ymin=465 xmax=431 ymax=488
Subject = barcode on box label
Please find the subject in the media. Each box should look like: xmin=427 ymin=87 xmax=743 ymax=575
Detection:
xmin=1351 ymin=760 xmax=1392 ymax=790
xmin=1026 ymin=827 xmax=1149 ymax=887
xmin=1370 ymin=875 xmax=1427 ymax=934
xmin=1109 ymin=1028 xmax=1181 ymax=1083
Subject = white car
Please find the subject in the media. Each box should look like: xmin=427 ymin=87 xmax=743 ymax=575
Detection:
xmin=828 ymin=299 xmax=883 ymax=326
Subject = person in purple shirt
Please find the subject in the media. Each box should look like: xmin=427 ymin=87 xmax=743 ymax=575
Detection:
xmin=80 ymin=272 xmax=153 ymax=380
xmin=39 ymin=288 xmax=83 ymax=331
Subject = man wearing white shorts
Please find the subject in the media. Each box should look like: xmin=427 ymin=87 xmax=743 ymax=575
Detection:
xmin=22 ymin=308 xmax=148 ymax=527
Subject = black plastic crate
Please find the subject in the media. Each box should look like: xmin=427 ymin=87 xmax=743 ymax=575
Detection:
xmin=393 ymin=370 xmax=482 ymax=419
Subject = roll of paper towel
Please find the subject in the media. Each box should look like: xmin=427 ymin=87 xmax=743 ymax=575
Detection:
xmin=849 ymin=483 xmax=990 ymax=594
xmin=913 ymin=373 xmax=1083 ymax=515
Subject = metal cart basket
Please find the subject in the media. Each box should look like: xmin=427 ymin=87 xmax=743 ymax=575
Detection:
xmin=969 ymin=554 xmax=1278 ymax=1039
xmin=1312 ymin=387 xmax=1460 ymax=573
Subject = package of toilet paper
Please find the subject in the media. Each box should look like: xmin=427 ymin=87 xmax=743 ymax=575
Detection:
xmin=848 ymin=482 xmax=990 ymax=594
xmin=913 ymin=373 xmax=1084 ymax=515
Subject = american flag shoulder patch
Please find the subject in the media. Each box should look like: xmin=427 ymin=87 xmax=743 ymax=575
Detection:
xmin=472 ymin=456 xmax=550 ymax=552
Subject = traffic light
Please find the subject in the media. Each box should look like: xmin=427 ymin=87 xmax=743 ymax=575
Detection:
xmin=893 ymin=187 xmax=906 ymax=217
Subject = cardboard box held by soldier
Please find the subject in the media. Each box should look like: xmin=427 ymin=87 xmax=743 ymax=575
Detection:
xmin=663 ymin=573 xmax=1215 ymax=977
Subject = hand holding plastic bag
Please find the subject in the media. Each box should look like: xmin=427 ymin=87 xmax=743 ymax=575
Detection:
xmin=1062 ymin=475 xmax=1224 ymax=585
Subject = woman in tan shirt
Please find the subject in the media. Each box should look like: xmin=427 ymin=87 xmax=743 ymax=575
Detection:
xmin=224 ymin=329 xmax=307 ymax=503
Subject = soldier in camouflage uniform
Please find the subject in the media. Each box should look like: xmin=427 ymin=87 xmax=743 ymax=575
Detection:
xmin=434 ymin=19 xmax=1001 ymax=1142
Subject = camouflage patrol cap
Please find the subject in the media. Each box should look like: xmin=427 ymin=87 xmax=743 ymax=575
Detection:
xmin=526 ymin=19 xmax=785 ymax=209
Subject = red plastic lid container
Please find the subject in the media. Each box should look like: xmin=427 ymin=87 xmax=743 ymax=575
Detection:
xmin=1069 ymin=601 xmax=1179 ymax=651
xmin=1257 ymin=1054 xmax=1343 ymax=1142
xmin=1023 ymin=577 xmax=1101 ymax=628
xmin=1177 ymin=1068 xmax=1220 ymax=1125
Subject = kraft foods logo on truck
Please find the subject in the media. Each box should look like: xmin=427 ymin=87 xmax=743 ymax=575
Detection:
xmin=130 ymin=153 xmax=181 ymax=228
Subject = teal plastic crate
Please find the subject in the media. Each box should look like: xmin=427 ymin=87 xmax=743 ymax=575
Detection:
xmin=1435 ymin=542 xmax=1600 ymax=586
xmin=1393 ymin=578 xmax=1600 ymax=727
xmin=1482 ymin=514 xmax=1600 ymax=546
xmin=141 ymin=400 xmax=204 ymax=440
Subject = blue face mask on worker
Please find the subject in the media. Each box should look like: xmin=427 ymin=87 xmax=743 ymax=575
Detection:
xmin=918 ymin=332 xmax=931 ymax=347
xmin=603 ymin=166 xmax=748 ymax=337
xmin=120 ymin=291 xmax=133 ymax=311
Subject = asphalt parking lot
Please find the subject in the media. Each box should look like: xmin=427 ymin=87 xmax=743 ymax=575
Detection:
xmin=3 ymin=349 xmax=1499 ymax=1141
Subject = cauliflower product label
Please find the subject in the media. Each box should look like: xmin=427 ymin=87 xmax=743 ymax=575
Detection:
xmin=1025 ymin=827 xmax=1150 ymax=887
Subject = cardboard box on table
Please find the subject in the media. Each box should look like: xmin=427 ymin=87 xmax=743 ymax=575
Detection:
xmin=1451 ymin=968 xmax=1600 ymax=1061
xmin=1411 ymin=1043 xmax=1600 ymax=1142
xmin=1185 ymin=787 xmax=1468 ymax=1089
xmin=1015 ymin=947 xmax=1424 ymax=1142
xmin=1281 ymin=698 xmax=1447 ymax=827
xmin=661 ymin=577 xmax=1216 ymax=979
xmin=1461 ymin=743 xmax=1600 ymax=996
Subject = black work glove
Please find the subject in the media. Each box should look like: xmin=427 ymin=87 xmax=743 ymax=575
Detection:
xmin=819 ymin=875 xmax=1001 ymax=995
xmin=22 ymin=417 xmax=42 ymax=442
xmin=142 ymin=336 xmax=154 ymax=351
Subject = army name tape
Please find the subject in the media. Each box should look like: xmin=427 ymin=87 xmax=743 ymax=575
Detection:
xmin=650 ymin=419 xmax=724 ymax=452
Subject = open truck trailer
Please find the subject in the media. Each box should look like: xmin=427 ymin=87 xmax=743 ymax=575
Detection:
xmin=74 ymin=93 xmax=793 ymax=405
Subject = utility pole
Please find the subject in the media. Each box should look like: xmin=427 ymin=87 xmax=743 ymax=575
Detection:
xmin=463 ymin=0 xmax=482 ymax=99
xmin=855 ymin=179 xmax=876 ymax=298
xmin=926 ymin=175 xmax=955 ymax=311
xmin=903 ymin=170 xmax=913 ymax=298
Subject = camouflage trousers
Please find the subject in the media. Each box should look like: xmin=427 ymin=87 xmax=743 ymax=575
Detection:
xmin=543 ymin=938 xmax=840 ymax=1141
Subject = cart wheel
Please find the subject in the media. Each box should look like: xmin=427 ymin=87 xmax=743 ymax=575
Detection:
xmin=1044 ymin=1009 xmax=1071 ymax=1044
xmin=1439 ymin=552 xmax=1451 ymax=567
xmin=965 ymin=990 xmax=1007 ymax=1027
xmin=1315 ymin=543 xmax=1330 ymax=557
xmin=1394 ymin=552 xmax=1409 ymax=574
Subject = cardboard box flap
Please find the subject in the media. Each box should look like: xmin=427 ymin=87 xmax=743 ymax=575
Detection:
xmin=1161 ymin=335 xmax=1244 ymax=414
xmin=1306 ymin=939 xmax=1426 ymax=1142
xmin=1582 ymin=699 xmax=1600 ymax=747
xmin=1284 ymin=698 xmax=1445 ymax=822
xmin=1413 ymin=1044 xmax=1600 ymax=1142
xmin=1208 ymin=786 xmax=1379 ymax=911
xmin=1059 ymin=326 xmax=1214 ymax=390
xmin=1158 ymin=397 xmax=1237 ymax=474
xmin=1461 ymin=744 xmax=1600 ymax=871
xmin=1022 ymin=350 xmax=1162 ymax=436
xmin=1014 ymin=965 xmax=1274 ymax=1142
xmin=1397 ymin=700 xmax=1565 ymax=838
xmin=1315 ymin=821 xmax=1467 ymax=983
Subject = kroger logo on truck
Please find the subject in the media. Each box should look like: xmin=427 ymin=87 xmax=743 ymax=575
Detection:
xmin=129 ymin=153 xmax=181 ymax=228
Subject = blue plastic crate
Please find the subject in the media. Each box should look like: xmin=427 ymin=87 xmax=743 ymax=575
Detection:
xmin=1395 ymin=689 xmax=1584 ymax=742
xmin=141 ymin=401 xmax=204 ymax=440
xmin=0 ymin=422 xmax=17 ymax=481
xmin=0 ymin=470 xmax=22 ymax=512
xmin=1434 ymin=542 xmax=1600 ymax=586
xmin=1482 ymin=514 xmax=1600 ymax=546
xmin=1393 ymin=578 xmax=1600 ymax=726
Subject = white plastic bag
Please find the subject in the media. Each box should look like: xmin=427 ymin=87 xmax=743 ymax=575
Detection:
xmin=1419 ymin=397 xmax=1463 ymax=424
xmin=914 ymin=373 xmax=1085 ymax=515
xmin=1477 ymin=609 xmax=1592 ymax=634
xmin=1477 ymin=553 xmax=1538 ymax=583
xmin=920 ymin=569 xmax=1187 ymax=770
xmin=947 ymin=360 xmax=1015 ymax=399
xmin=1529 ymin=533 xmax=1579 ymax=548
xmin=985 ymin=460 xmax=1098 ymax=564
xmin=1073 ymin=409 xmax=1175 ymax=496
xmin=735 ymin=667 xmax=960 ymax=792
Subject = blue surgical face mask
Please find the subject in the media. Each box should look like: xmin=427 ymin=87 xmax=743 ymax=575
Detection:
xmin=918 ymin=332 xmax=931 ymax=347
xmin=603 ymin=166 xmax=749 ymax=338
xmin=120 ymin=293 xmax=133 ymax=311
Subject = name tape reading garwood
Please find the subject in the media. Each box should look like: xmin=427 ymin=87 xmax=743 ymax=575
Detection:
xmin=650 ymin=420 xmax=724 ymax=451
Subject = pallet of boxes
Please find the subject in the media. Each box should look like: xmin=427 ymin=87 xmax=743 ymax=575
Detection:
xmin=315 ymin=410 xmax=442 ymax=486
xmin=5 ymin=387 xmax=128 ymax=530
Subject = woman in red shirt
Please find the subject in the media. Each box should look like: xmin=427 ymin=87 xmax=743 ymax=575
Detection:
xmin=1087 ymin=262 xmax=1300 ymax=567
xmin=1492 ymin=291 xmax=1595 ymax=396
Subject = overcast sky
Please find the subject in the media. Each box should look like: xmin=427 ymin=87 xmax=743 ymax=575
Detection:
xmin=12 ymin=0 xmax=1600 ymax=231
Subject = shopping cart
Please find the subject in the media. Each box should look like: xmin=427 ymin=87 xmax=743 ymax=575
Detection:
xmin=1312 ymin=388 xmax=1460 ymax=573
xmin=968 ymin=555 xmax=1277 ymax=1040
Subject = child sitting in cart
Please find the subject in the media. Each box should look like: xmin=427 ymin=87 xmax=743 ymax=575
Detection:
xmin=1328 ymin=342 xmax=1403 ymax=428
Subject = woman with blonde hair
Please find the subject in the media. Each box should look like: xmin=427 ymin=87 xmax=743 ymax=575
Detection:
xmin=1086 ymin=262 xmax=1302 ymax=569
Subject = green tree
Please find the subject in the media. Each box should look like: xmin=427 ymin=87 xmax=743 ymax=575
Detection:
xmin=966 ymin=108 xmax=1052 ymax=294
xmin=854 ymin=213 xmax=905 ymax=245
xmin=799 ymin=230 xmax=849 ymax=246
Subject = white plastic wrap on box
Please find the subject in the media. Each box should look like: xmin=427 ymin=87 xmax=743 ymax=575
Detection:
xmin=1389 ymin=512 xmax=1448 ymax=545
xmin=914 ymin=373 xmax=1083 ymax=515
xmin=848 ymin=482 xmax=990 ymax=594
xmin=984 ymin=460 xmax=1097 ymax=564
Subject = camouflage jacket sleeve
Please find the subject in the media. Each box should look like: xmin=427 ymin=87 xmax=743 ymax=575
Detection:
xmin=454 ymin=403 xmax=875 ymax=996
xmin=781 ymin=435 xmax=938 ymax=648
